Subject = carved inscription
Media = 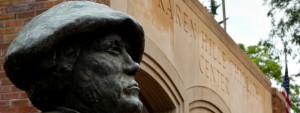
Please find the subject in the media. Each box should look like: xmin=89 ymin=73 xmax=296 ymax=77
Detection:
xmin=158 ymin=0 xmax=198 ymax=39
xmin=199 ymin=34 xmax=229 ymax=96
xmin=175 ymin=5 xmax=181 ymax=27
xmin=158 ymin=0 xmax=173 ymax=19
xmin=156 ymin=0 xmax=263 ymax=103
xmin=175 ymin=4 xmax=197 ymax=38
xmin=229 ymin=61 xmax=261 ymax=100
xmin=199 ymin=32 xmax=263 ymax=102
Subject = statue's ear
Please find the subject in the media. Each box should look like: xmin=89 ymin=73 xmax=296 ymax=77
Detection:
xmin=53 ymin=42 xmax=82 ymax=77
xmin=37 ymin=40 xmax=82 ymax=78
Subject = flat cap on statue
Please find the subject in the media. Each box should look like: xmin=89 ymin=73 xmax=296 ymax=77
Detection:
xmin=4 ymin=1 xmax=145 ymax=90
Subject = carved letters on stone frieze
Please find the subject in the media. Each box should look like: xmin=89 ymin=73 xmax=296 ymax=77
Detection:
xmin=156 ymin=0 xmax=263 ymax=105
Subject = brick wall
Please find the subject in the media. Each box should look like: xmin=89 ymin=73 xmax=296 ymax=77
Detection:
xmin=0 ymin=0 xmax=109 ymax=113
xmin=271 ymin=88 xmax=287 ymax=113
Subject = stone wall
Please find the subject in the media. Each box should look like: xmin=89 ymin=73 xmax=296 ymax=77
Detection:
xmin=111 ymin=0 xmax=273 ymax=113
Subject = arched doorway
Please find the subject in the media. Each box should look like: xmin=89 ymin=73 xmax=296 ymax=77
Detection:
xmin=136 ymin=69 xmax=175 ymax=113
xmin=135 ymin=38 xmax=186 ymax=113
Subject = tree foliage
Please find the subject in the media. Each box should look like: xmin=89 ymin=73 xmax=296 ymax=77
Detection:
xmin=264 ymin=0 xmax=300 ymax=44
xmin=203 ymin=0 xmax=228 ymax=25
xmin=290 ymin=78 xmax=300 ymax=112
xmin=239 ymin=42 xmax=300 ymax=112
xmin=208 ymin=0 xmax=220 ymax=17
xmin=238 ymin=43 xmax=282 ymax=83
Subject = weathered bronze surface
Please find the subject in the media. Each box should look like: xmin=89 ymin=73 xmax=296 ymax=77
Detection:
xmin=4 ymin=1 xmax=144 ymax=113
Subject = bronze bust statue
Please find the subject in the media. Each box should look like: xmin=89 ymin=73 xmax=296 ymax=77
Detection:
xmin=4 ymin=1 xmax=144 ymax=113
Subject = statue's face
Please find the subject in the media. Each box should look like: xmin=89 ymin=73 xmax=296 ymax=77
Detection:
xmin=70 ymin=33 xmax=142 ymax=113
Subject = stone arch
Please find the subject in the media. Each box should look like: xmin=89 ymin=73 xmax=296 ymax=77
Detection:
xmin=135 ymin=38 xmax=186 ymax=113
xmin=190 ymin=100 xmax=221 ymax=113
xmin=136 ymin=69 xmax=175 ymax=112
xmin=187 ymin=86 xmax=231 ymax=113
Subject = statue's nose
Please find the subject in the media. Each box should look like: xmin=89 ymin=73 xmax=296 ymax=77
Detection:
xmin=122 ymin=55 xmax=140 ymax=76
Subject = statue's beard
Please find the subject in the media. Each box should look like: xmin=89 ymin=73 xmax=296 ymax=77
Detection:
xmin=67 ymin=77 xmax=143 ymax=113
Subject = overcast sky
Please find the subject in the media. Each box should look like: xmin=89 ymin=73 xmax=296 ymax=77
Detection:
xmin=225 ymin=0 xmax=270 ymax=45
xmin=201 ymin=0 xmax=270 ymax=46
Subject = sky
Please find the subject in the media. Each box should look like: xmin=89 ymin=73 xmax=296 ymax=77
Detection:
xmin=201 ymin=0 xmax=270 ymax=46
xmin=200 ymin=0 xmax=300 ymax=87
xmin=224 ymin=0 xmax=270 ymax=46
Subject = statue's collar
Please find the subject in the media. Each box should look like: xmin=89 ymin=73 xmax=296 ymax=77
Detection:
xmin=56 ymin=107 xmax=80 ymax=113
xmin=43 ymin=107 xmax=80 ymax=113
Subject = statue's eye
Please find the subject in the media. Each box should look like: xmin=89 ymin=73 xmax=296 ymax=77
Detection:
xmin=106 ymin=40 xmax=123 ymax=55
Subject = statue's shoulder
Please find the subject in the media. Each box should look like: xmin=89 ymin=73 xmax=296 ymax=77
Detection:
xmin=42 ymin=107 xmax=80 ymax=113
xmin=43 ymin=111 xmax=63 ymax=113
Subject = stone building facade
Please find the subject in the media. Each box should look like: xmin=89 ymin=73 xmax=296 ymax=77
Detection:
xmin=0 ymin=0 xmax=286 ymax=113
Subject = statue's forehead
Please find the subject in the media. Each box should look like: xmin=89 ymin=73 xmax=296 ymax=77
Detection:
xmin=88 ymin=32 xmax=123 ymax=44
